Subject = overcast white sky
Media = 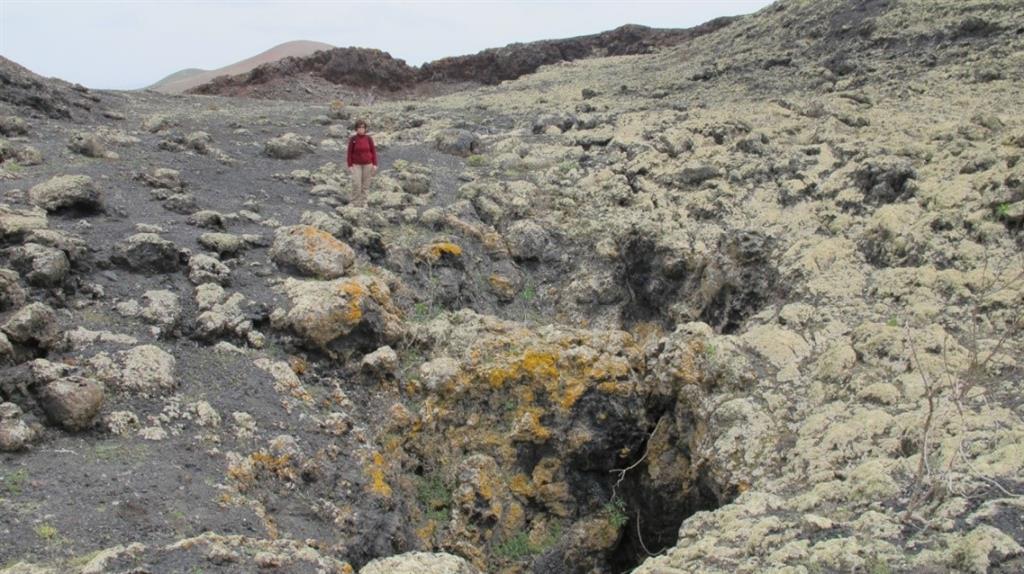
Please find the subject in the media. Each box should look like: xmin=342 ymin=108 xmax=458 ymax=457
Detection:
xmin=0 ymin=0 xmax=774 ymax=90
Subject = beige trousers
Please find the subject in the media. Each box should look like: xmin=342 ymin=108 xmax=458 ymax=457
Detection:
xmin=350 ymin=164 xmax=374 ymax=206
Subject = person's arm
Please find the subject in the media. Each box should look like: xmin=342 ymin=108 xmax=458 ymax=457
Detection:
xmin=370 ymin=137 xmax=378 ymax=168
xmin=347 ymin=137 xmax=354 ymax=168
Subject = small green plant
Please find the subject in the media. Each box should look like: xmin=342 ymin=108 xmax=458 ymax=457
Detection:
xmin=413 ymin=302 xmax=431 ymax=322
xmin=534 ymin=522 xmax=563 ymax=552
xmin=556 ymin=160 xmax=576 ymax=174
xmin=494 ymin=531 xmax=533 ymax=560
xmin=521 ymin=284 xmax=536 ymax=302
xmin=995 ymin=203 xmax=1010 ymax=217
xmin=34 ymin=522 xmax=58 ymax=542
xmin=426 ymin=507 xmax=450 ymax=522
xmin=3 ymin=469 xmax=29 ymax=495
xmin=703 ymin=342 xmax=718 ymax=359
xmin=604 ymin=496 xmax=629 ymax=529
xmin=519 ymin=281 xmax=540 ymax=324
xmin=886 ymin=317 xmax=899 ymax=327
xmin=2 ymin=160 xmax=22 ymax=173
xmin=494 ymin=523 xmax=564 ymax=560
xmin=416 ymin=471 xmax=453 ymax=523
xmin=466 ymin=154 xmax=487 ymax=167
xmin=91 ymin=442 xmax=149 ymax=462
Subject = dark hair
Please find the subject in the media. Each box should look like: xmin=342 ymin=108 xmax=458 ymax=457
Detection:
xmin=354 ymin=119 xmax=367 ymax=130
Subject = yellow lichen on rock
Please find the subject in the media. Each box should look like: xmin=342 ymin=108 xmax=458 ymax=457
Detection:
xmin=271 ymin=224 xmax=355 ymax=279
xmin=226 ymin=452 xmax=257 ymax=489
xmin=250 ymin=451 xmax=297 ymax=482
xmin=366 ymin=452 xmax=393 ymax=497
xmin=417 ymin=241 xmax=463 ymax=263
xmin=335 ymin=280 xmax=366 ymax=324
xmin=557 ymin=375 xmax=587 ymax=410
xmin=415 ymin=521 xmax=436 ymax=546
xmin=298 ymin=225 xmax=339 ymax=252
xmin=510 ymin=409 xmax=552 ymax=443
xmin=521 ymin=347 xmax=558 ymax=381
xmin=509 ymin=473 xmax=535 ymax=498
xmin=278 ymin=275 xmax=404 ymax=350
xmin=487 ymin=274 xmax=517 ymax=301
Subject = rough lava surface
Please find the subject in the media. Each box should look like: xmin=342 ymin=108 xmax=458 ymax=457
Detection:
xmin=2 ymin=1 xmax=1024 ymax=573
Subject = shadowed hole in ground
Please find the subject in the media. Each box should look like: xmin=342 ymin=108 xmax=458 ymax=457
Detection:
xmin=618 ymin=230 xmax=780 ymax=335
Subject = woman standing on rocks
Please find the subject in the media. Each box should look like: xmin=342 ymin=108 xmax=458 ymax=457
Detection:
xmin=347 ymin=119 xmax=377 ymax=207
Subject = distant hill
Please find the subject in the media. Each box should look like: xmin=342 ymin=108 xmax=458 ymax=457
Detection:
xmin=0 ymin=55 xmax=110 ymax=119
xmin=147 ymin=40 xmax=334 ymax=93
xmin=186 ymin=21 xmax=736 ymax=101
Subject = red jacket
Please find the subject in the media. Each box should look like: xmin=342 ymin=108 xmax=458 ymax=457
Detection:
xmin=347 ymin=134 xmax=377 ymax=167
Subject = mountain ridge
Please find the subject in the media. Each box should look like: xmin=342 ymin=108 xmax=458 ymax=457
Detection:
xmin=147 ymin=39 xmax=335 ymax=93
xmin=187 ymin=20 xmax=736 ymax=101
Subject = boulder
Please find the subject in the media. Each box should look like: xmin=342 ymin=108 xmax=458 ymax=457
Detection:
xmin=37 ymin=376 xmax=104 ymax=431
xmin=433 ymin=129 xmax=481 ymax=157
xmin=112 ymin=233 xmax=182 ymax=273
xmin=361 ymin=345 xmax=398 ymax=376
xmin=504 ymin=219 xmax=553 ymax=261
xmin=0 ymin=402 xmax=35 ymax=451
xmin=398 ymin=172 xmax=431 ymax=195
xmin=7 ymin=243 xmax=70 ymax=287
xmin=185 ymin=131 xmax=213 ymax=152
xmin=270 ymin=225 xmax=355 ymax=279
xmin=15 ymin=145 xmax=43 ymax=165
xmin=0 ymin=205 xmax=47 ymax=241
xmin=0 ymin=138 xmax=14 ymax=162
xmin=275 ymin=275 xmax=403 ymax=351
xmin=192 ymin=285 xmax=260 ymax=345
xmin=28 ymin=174 xmax=102 ymax=213
xmin=139 ymin=290 xmax=181 ymax=329
xmin=198 ymin=232 xmax=245 ymax=257
xmin=162 ymin=193 xmax=198 ymax=214
xmin=2 ymin=302 xmax=59 ymax=348
xmin=24 ymin=229 xmax=87 ymax=263
xmin=187 ymin=210 xmax=226 ymax=229
xmin=0 ymin=268 xmax=26 ymax=310
xmin=532 ymin=112 xmax=577 ymax=134
xmin=67 ymin=132 xmax=115 ymax=159
xmin=188 ymin=254 xmax=231 ymax=285
xmin=141 ymin=114 xmax=175 ymax=133
xmin=0 ymin=116 xmax=29 ymax=136
xmin=137 ymin=167 xmax=185 ymax=192
xmin=264 ymin=132 xmax=314 ymax=159
xmin=0 ymin=331 xmax=12 ymax=364
xmin=418 ymin=357 xmax=460 ymax=392
xmin=90 ymin=345 xmax=177 ymax=394
xmin=360 ymin=552 xmax=480 ymax=574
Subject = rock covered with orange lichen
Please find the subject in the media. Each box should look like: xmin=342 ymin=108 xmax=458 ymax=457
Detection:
xmin=415 ymin=241 xmax=463 ymax=265
xmin=270 ymin=224 xmax=356 ymax=279
xmin=272 ymin=275 xmax=404 ymax=352
xmin=404 ymin=312 xmax=652 ymax=465
xmin=394 ymin=310 xmax=695 ymax=569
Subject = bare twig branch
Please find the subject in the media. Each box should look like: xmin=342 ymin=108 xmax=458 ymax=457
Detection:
xmin=610 ymin=417 xmax=666 ymax=500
